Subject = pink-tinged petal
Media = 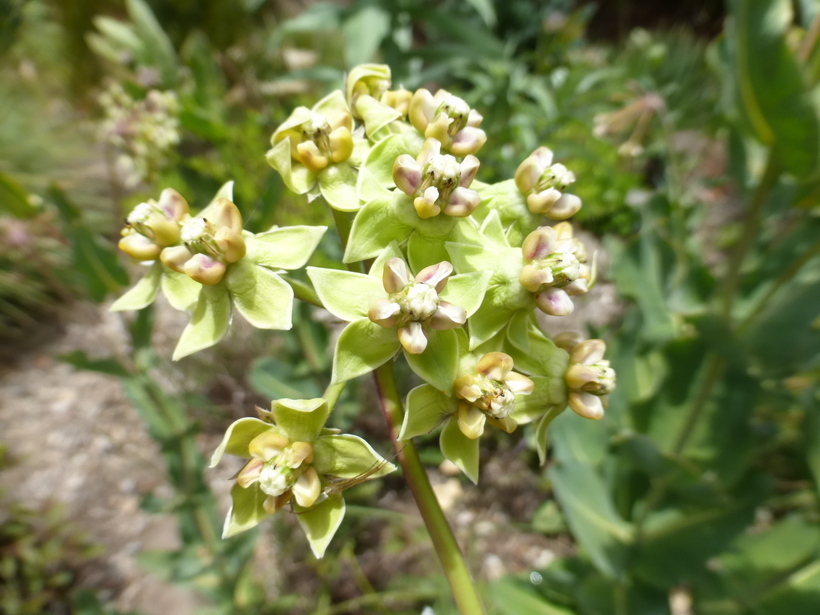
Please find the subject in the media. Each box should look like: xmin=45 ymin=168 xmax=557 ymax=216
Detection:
xmin=292 ymin=467 xmax=321 ymax=508
xmin=214 ymin=227 xmax=247 ymax=263
xmin=570 ymin=339 xmax=606 ymax=366
xmin=160 ymin=245 xmax=194 ymax=272
xmin=505 ymin=371 xmax=534 ymax=396
xmin=467 ymin=109 xmax=484 ymax=127
xmin=415 ymin=261 xmax=453 ymax=291
xmin=368 ymin=298 xmax=401 ymax=327
xmin=210 ymin=198 xmax=244 ymax=233
xmin=249 ymin=430 xmax=290 ymax=462
xmin=158 ymin=188 xmax=189 ymax=221
xmin=429 ymin=301 xmax=466 ymax=330
xmin=457 ymin=403 xmax=486 ymax=440
xmin=296 ymin=140 xmax=329 ymax=172
xmin=237 ymin=458 xmax=264 ymax=488
xmin=476 ymin=352 xmax=514 ymax=380
xmin=527 ymin=188 xmax=562 ymax=214
xmin=417 ymin=137 xmax=441 ymax=167
xmin=414 ymin=191 xmax=442 ymax=219
xmin=548 ymin=193 xmax=582 ymax=220
xmin=522 ymin=226 xmax=557 ymax=261
xmin=553 ymin=331 xmax=583 ymax=352
xmin=183 ymin=253 xmax=227 ymax=285
xmin=535 ymin=288 xmax=574 ymax=316
xmin=519 ymin=264 xmax=553 ymax=293
xmin=568 ymin=391 xmax=605 ymax=419
xmin=118 ymin=233 xmax=161 ymax=261
xmin=383 ymin=257 xmax=410 ymax=293
xmin=565 ymin=364 xmax=600 ymax=390
xmin=398 ymin=322 xmax=428 ymax=354
xmin=450 ymin=126 xmax=487 ymax=156
xmin=409 ymin=88 xmax=436 ymax=132
xmin=454 ymin=375 xmax=482 ymax=402
xmin=459 ymin=155 xmax=480 ymax=187
xmin=442 ymin=187 xmax=480 ymax=217
xmin=564 ymin=278 xmax=589 ymax=296
xmin=393 ymin=154 xmax=422 ymax=196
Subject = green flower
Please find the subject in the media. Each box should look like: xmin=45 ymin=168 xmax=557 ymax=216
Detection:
xmin=211 ymin=398 xmax=396 ymax=557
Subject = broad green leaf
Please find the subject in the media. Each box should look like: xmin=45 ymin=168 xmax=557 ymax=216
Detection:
xmin=110 ymin=262 xmax=162 ymax=311
xmin=342 ymin=5 xmax=391 ymax=66
xmin=223 ymin=482 xmax=269 ymax=538
xmin=356 ymin=94 xmax=402 ymax=137
xmin=489 ymin=579 xmax=574 ymax=615
xmin=126 ymin=0 xmax=177 ymax=87
xmin=246 ymin=225 xmax=327 ymax=270
xmin=0 ymin=171 xmax=36 ymax=218
xmin=404 ymin=329 xmax=460 ymax=394
xmin=272 ymin=398 xmax=329 ymax=442
xmin=440 ymin=271 xmax=492 ymax=318
xmin=161 ymin=268 xmax=201 ymax=311
xmin=319 ymin=162 xmax=361 ymax=212
xmin=210 ymin=418 xmax=274 ymax=467
xmin=307 ymin=267 xmax=384 ymax=321
xmin=266 ymin=138 xmax=317 ymax=194
xmin=312 ymin=434 xmax=396 ymax=479
xmin=296 ymin=493 xmax=346 ymax=558
xmin=173 ymin=283 xmax=231 ymax=360
xmin=344 ymin=196 xmax=413 ymax=263
xmin=467 ymin=290 xmax=516 ymax=349
xmin=549 ymin=411 xmax=609 ymax=466
xmin=226 ymin=261 xmax=293 ymax=330
xmin=534 ymin=406 xmax=566 ymax=465
xmin=332 ymin=318 xmax=401 ymax=383
xmin=400 ymin=384 xmax=456 ymax=440
xmin=440 ymin=417 xmax=480 ymax=483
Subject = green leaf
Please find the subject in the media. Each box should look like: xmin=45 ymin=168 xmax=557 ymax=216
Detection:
xmin=307 ymin=267 xmax=385 ymax=321
xmin=161 ymin=268 xmax=201 ymax=311
xmin=126 ymin=0 xmax=177 ymax=88
xmin=332 ymin=318 xmax=401 ymax=383
xmin=441 ymin=271 xmax=492 ymax=318
xmin=404 ymin=329 xmax=459 ymax=394
xmin=357 ymin=167 xmax=392 ymax=202
xmin=60 ymin=350 xmax=130 ymax=378
xmin=210 ymin=417 xmax=273 ymax=467
xmin=368 ymin=241 xmax=405 ymax=277
xmin=344 ymin=196 xmax=413 ymax=263
xmin=731 ymin=0 xmax=820 ymax=177
xmin=342 ymin=5 xmax=390 ymax=66
xmin=489 ymin=579 xmax=574 ymax=615
xmin=246 ymin=225 xmax=327 ymax=270
xmin=400 ymin=384 xmax=456 ymax=440
xmin=467 ymin=291 xmax=516 ymax=350
xmin=440 ymin=417 xmax=480 ymax=483
xmin=271 ymin=398 xmax=329 ymax=442
xmin=319 ymin=162 xmax=361 ymax=212
xmin=223 ymin=482 xmax=269 ymax=538
xmin=356 ymin=95 xmax=402 ymax=137
xmin=226 ymin=260 xmax=293 ymax=330
xmin=465 ymin=0 xmax=496 ymax=26
xmin=312 ymin=434 xmax=396 ymax=479
xmin=295 ymin=493 xmax=346 ymax=558
xmin=0 ymin=171 xmax=36 ymax=218
xmin=266 ymin=138 xmax=317 ymax=194
xmin=110 ymin=262 xmax=162 ymax=311
xmin=173 ymin=283 xmax=231 ymax=360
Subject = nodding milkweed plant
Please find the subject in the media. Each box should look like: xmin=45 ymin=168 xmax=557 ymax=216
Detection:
xmin=110 ymin=63 xmax=616 ymax=613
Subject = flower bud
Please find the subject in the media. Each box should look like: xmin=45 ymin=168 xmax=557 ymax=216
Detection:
xmin=565 ymin=339 xmax=615 ymax=420
xmin=515 ymin=147 xmax=553 ymax=193
xmin=183 ymin=253 xmax=227 ymax=285
xmin=515 ymin=147 xmax=579 ymax=219
xmin=119 ymin=231 xmax=162 ymax=260
xmin=535 ymin=288 xmax=574 ymax=316
xmin=553 ymin=331 xmax=583 ymax=352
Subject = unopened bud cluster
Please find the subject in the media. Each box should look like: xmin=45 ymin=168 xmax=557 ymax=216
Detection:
xmin=515 ymin=147 xmax=581 ymax=219
xmin=564 ymin=339 xmax=616 ymax=419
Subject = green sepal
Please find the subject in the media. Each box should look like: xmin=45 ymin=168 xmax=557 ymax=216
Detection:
xmin=473 ymin=179 xmax=539 ymax=244
xmin=312 ymin=434 xmax=396 ymax=479
xmin=362 ymin=134 xmax=418 ymax=188
xmin=440 ymin=271 xmax=492 ymax=318
xmin=344 ymin=195 xmax=413 ymax=263
xmin=307 ymin=267 xmax=385 ymax=321
xmin=440 ymin=418 xmax=480 ymax=484
xmin=356 ymin=94 xmax=402 ymax=138
xmin=266 ymin=138 xmax=317 ymax=195
xmin=295 ymin=493 xmax=345 ymax=559
xmin=222 ymin=482 xmax=269 ymax=538
xmin=226 ymin=260 xmax=293 ymax=330
xmin=173 ymin=282 xmax=231 ymax=360
xmin=110 ymin=261 xmax=162 ymax=311
xmin=400 ymin=384 xmax=456 ymax=440
xmin=319 ymin=162 xmax=361 ymax=212
xmin=534 ymin=405 xmax=565 ymax=465
xmin=272 ymin=397 xmax=329 ymax=442
xmin=332 ymin=318 xmax=401 ymax=383
xmin=246 ymin=225 xmax=327 ymax=270
xmin=404 ymin=329 xmax=459 ymax=394
xmin=161 ymin=268 xmax=201 ymax=311
xmin=210 ymin=417 xmax=274 ymax=467
xmin=198 ymin=180 xmax=234 ymax=219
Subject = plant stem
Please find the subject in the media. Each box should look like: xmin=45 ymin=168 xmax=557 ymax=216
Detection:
xmin=372 ymin=362 xmax=486 ymax=615
xmin=282 ymin=274 xmax=322 ymax=307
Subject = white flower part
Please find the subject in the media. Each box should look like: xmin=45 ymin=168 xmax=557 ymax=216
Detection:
xmin=181 ymin=217 xmax=208 ymax=243
xmin=304 ymin=112 xmax=331 ymax=135
xmin=127 ymin=201 xmax=158 ymax=225
xmin=484 ymin=384 xmax=517 ymax=419
xmin=440 ymin=93 xmax=470 ymax=120
xmin=402 ymin=284 xmax=439 ymax=321
xmin=258 ymin=462 xmax=295 ymax=497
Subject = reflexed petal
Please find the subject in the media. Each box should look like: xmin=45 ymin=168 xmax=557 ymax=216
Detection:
xmin=263 ymin=491 xmax=292 ymax=514
xmin=249 ymin=430 xmax=290 ymax=461
xmin=486 ymin=415 xmax=517 ymax=434
xmin=467 ymin=109 xmax=483 ymax=127
xmin=568 ymin=391 xmax=604 ymax=419
xmin=119 ymin=233 xmax=161 ymax=260
xmin=527 ymin=188 xmax=562 ymax=214
xmin=237 ymin=458 xmax=264 ymax=488
xmin=289 ymin=441 xmax=315 ymax=468
xmin=292 ymin=467 xmax=322 ymax=508
xmin=515 ymin=147 xmax=552 ymax=192
xmin=414 ymin=261 xmax=453 ymax=291
xmin=459 ymin=155 xmax=480 ymax=187
xmin=522 ymin=226 xmax=557 ymax=261
xmin=210 ymin=198 xmax=244 ymax=233
xmin=398 ymin=321 xmax=428 ymax=354
xmin=519 ymin=264 xmax=553 ymax=293
xmin=383 ymin=257 xmax=410 ymax=293
xmin=368 ymin=298 xmax=401 ymax=327
xmin=457 ymin=403 xmax=486 ymax=440
xmin=505 ymin=371 xmax=534 ymax=395
xmin=443 ymin=187 xmax=480 ymax=217
xmin=553 ymin=221 xmax=575 ymax=242
xmin=476 ymin=352 xmax=514 ymax=380
xmin=416 ymin=137 xmax=441 ymax=167
xmin=535 ymin=288 xmax=574 ymax=316
xmin=450 ymin=127 xmax=487 ymax=156
xmin=570 ymin=339 xmax=606 ymax=366
xmin=158 ymin=187 xmax=189 ymax=221
xmin=393 ymin=154 xmax=422 ymax=196
xmin=183 ymin=253 xmax=227 ymax=285
xmin=564 ymin=278 xmax=589 ymax=296
xmin=548 ymin=193 xmax=582 ymax=220
xmin=429 ymin=301 xmax=466 ymax=330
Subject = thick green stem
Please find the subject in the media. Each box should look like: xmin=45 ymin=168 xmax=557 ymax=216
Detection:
xmin=372 ymin=363 xmax=486 ymax=615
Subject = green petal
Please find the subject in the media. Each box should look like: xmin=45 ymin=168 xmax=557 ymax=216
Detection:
xmin=400 ymin=384 xmax=456 ymax=440
xmin=440 ymin=418 xmax=480 ymax=484
xmin=307 ymin=267 xmax=384 ymax=321
xmin=332 ymin=317 xmax=401 ymax=384
xmin=312 ymin=434 xmax=396 ymax=479
xmin=272 ymin=398 xmax=329 ymax=443
xmin=110 ymin=262 xmax=162 ymax=311
xmin=363 ymin=134 xmax=418 ymax=187
xmin=440 ymin=271 xmax=492 ymax=318
xmin=404 ymin=329 xmax=459 ymax=394
xmin=534 ymin=405 xmax=565 ymax=465
xmin=510 ymin=376 xmax=568 ymax=424
xmin=161 ymin=268 xmax=201 ymax=311
xmin=319 ymin=163 xmax=361 ymax=212
xmin=357 ymin=167 xmax=392 ymax=203
xmin=226 ymin=260 xmax=293 ymax=330
xmin=246 ymin=225 xmax=327 ymax=270
xmin=266 ymin=138 xmax=317 ymax=194
xmin=356 ymin=95 xmax=402 ymax=137
xmin=467 ymin=294 xmax=516 ymax=350
xmin=210 ymin=417 xmax=274 ymax=467
xmin=368 ymin=242 xmax=405 ymax=277
xmin=198 ymin=180 xmax=234 ymax=219
xmin=173 ymin=283 xmax=231 ymax=360
xmin=343 ymin=196 xmax=412 ymax=263
xmin=506 ymin=329 xmax=570 ymax=379
xmin=222 ymin=482 xmax=269 ymax=538
xmin=312 ymin=89 xmax=350 ymax=119
xmin=407 ymin=231 xmax=451 ymax=273
xmin=295 ymin=493 xmax=345 ymax=559
xmin=478 ymin=209 xmax=510 ymax=248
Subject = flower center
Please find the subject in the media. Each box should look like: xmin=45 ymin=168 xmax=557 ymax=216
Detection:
xmin=537 ymin=252 xmax=581 ymax=288
xmin=420 ymin=155 xmax=461 ymax=203
xmin=399 ymin=283 xmax=439 ymax=321
xmin=436 ymin=95 xmax=471 ymax=135
xmin=535 ymin=163 xmax=575 ymax=193
xmin=302 ymin=113 xmax=333 ymax=156
xmin=583 ymin=364 xmax=617 ymax=395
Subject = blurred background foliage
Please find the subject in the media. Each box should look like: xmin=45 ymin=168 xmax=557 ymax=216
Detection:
xmin=2 ymin=0 xmax=820 ymax=613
